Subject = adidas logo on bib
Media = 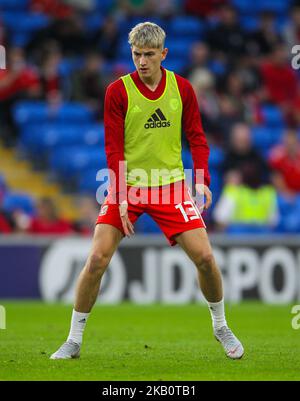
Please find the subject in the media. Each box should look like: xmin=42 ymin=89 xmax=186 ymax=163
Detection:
xmin=144 ymin=108 xmax=171 ymax=129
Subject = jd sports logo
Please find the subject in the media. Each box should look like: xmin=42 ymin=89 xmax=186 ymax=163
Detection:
xmin=144 ymin=108 xmax=171 ymax=129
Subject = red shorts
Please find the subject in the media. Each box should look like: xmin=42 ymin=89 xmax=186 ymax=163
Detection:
xmin=96 ymin=180 xmax=206 ymax=246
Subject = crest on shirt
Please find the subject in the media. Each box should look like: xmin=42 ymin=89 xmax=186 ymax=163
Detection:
xmin=99 ymin=205 xmax=108 ymax=216
xmin=170 ymin=98 xmax=179 ymax=111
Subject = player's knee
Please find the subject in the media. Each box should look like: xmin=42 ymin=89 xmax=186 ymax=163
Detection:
xmin=195 ymin=252 xmax=215 ymax=273
xmin=86 ymin=253 xmax=110 ymax=276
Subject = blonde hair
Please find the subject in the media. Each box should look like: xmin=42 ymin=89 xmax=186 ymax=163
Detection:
xmin=128 ymin=22 xmax=166 ymax=49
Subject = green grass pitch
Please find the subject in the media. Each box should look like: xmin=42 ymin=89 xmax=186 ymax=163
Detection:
xmin=0 ymin=301 xmax=299 ymax=381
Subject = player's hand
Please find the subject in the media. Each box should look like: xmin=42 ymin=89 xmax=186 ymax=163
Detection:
xmin=195 ymin=184 xmax=212 ymax=210
xmin=119 ymin=200 xmax=135 ymax=237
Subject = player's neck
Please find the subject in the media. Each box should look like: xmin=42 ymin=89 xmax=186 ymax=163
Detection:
xmin=138 ymin=68 xmax=162 ymax=92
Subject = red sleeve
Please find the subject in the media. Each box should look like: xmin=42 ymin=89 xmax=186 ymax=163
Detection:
xmin=175 ymin=74 xmax=210 ymax=187
xmin=104 ymin=79 xmax=128 ymax=203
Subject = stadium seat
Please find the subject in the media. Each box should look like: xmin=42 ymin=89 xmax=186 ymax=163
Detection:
xmin=94 ymin=0 xmax=116 ymax=14
xmin=20 ymin=123 xmax=104 ymax=155
xmin=2 ymin=192 xmax=35 ymax=216
xmin=2 ymin=11 xmax=50 ymax=32
xmin=165 ymin=38 xmax=195 ymax=58
xmin=0 ymin=0 xmax=29 ymax=10
xmin=226 ymin=224 xmax=273 ymax=234
xmin=162 ymin=58 xmax=186 ymax=73
xmin=261 ymin=105 xmax=284 ymax=127
xmin=13 ymin=101 xmax=94 ymax=126
xmin=58 ymin=58 xmax=84 ymax=77
xmin=275 ymin=194 xmax=300 ymax=233
xmin=209 ymin=146 xmax=225 ymax=169
xmin=84 ymin=13 xmax=104 ymax=32
xmin=169 ymin=16 xmax=205 ymax=38
xmin=135 ymin=213 xmax=161 ymax=234
xmin=50 ymin=146 xmax=107 ymax=177
xmin=78 ymin=168 xmax=109 ymax=198
xmin=181 ymin=148 xmax=193 ymax=170
xmin=251 ymin=126 xmax=283 ymax=156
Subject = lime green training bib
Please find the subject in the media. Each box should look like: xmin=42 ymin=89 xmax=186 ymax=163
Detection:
xmin=121 ymin=69 xmax=184 ymax=187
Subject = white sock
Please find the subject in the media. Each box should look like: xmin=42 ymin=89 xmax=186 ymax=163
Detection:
xmin=207 ymin=299 xmax=227 ymax=330
xmin=67 ymin=309 xmax=90 ymax=345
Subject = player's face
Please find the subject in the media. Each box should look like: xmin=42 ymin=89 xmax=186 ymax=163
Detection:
xmin=131 ymin=46 xmax=168 ymax=79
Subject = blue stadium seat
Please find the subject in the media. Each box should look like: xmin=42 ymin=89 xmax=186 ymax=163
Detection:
xmin=169 ymin=16 xmax=205 ymax=38
xmin=0 ymin=0 xmax=29 ymax=10
xmin=226 ymin=224 xmax=273 ymax=234
xmin=232 ymin=0 xmax=260 ymax=14
xmin=135 ymin=213 xmax=161 ymax=234
xmin=162 ymin=58 xmax=186 ymax=74
xmin=209 ymin=146 xmax=225 ymax=169
xmin=257 ymin=0 xmax=290 ymax=14
xmin=20 ymin=123 xmax=104 ymax=155
xmin=166 ymin=38 xmax=195 ymax=58
xmin=50 ymin=146 xmax=107 ymax=177
xmin=13 ymin=101 xmax=94 ymax=126
xmin=251 ymin=126 xmax=283 ymax=156
xmin=94 ymin=0 xmax=116 ymax=13
xmin=182 ymin=148 xmax=193 ymax=170
xmin=58 ymin=58 xmax=84 ymax=77
xmin=78 ymin=167 xmax=109 ymax=197
xmin=3 ymin=192 xmax=35 ymax=215
xmin=210 ymin=168 xmax=222 ymax=194
xmin=261 ymin=105 xmax=284 ymax=127
xmin=2 ymin=11 xmax=50 ymax=32
xmin=239 ymin=16 xmax=259 ymax=32
xmin=275 ymin=194 xmax=300 ymax=233
xmin=84 ymin=13 xmax=104 ymax=32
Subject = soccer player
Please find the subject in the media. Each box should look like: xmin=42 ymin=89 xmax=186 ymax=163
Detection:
xmin=51 ymin=22 xmax=244 ymax=360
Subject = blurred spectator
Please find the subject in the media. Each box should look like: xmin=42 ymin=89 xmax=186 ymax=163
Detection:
xmin=150 ymin=0 xmax=178 ymax=19
xmin=206 ymin=4 xmax=247 ymax=60
xmin=92 ymin=17 xmax=120 ymax=60
xmin=118 ymin=0 xmax=153 ymax=17
xmin=213 ymin=163 xmax=278 ymax=232
xmin=30 ymin=0 xmax=74 ymax=18
xmin=71 ymin=52 xmax=107 ymax=118
xmin=0 ymin=177 xmax=12 ymax=234
xmin=183 ymin=42 xmax=211 ymax=79
xmin=27 ymin=14 xmax=88 ymax=58
xmin=73 ymin=196 xmax=99 ymax=235
xmin=283 ymin=2 xmax=300 ymax=51
xmin=222 ymin=122 xmax=268 ymax=181
xmin=0 ymin=213 xmax=12 ymax=234
xmin=247 ymin=11 xmax=282 ymax=57
xmin=184 ymin=0 xmax=226 ymax=18
xmin=39 ymin=47 xmax=63 ymax=101
xmin=28 ymin=197 xmax=74 ymax=235
xmin=0 ymin=47 xmax=41 ymax=146
xmin=260 ymin=42 xmax=299 ymax=110
xmin=269 ymin=129 xmax=300 ymax=194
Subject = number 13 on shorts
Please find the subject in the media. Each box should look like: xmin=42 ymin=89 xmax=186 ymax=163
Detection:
xmin=175 ymin=201 xmax=201 ymax=222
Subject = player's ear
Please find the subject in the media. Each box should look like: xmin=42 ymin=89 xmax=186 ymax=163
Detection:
xmin=161 ymin=48 xmax=168 ymax=61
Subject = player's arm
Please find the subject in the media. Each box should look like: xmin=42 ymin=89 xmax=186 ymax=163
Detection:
xmin=176 ymin=75 xmax=212 ymax=210
xmin=104 ymin=81 xmax=134 ymax=236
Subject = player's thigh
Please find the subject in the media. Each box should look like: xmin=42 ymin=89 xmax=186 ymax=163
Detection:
xmin=174 ymin=228 xmax=214 ymax=265
xmin=89 ymin=223 xmax=123 ymax=261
